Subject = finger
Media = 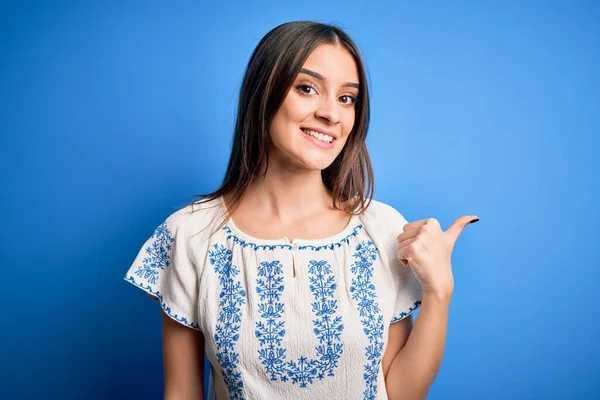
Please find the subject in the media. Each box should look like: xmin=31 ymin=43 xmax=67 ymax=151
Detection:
xmin=445 ymin=215 xmax=479 ymax=246
xmin=397 ymin=228 xmax=419 ymax=245
xmin=397 ymin=236 xmax=416 ymax=251
xmin=396 ymin=245 xmax=412 ymax=267
xmin=399 ymin=218 xmax=437 ymax=242
xmin=402 ymin=219 xmax=429 ymax=232
xmin=399 ymin=218 xmax=443 ymax=242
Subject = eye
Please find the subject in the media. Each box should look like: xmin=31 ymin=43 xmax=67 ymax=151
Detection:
xmin=339 ymin=95 xmax=358 ymax=105
xmin=296 ymin=83 xmax=358 ymax=105
xmin=296 ymin=84 xmax=316 ymax=95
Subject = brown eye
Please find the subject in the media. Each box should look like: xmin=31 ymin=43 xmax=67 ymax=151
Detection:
xmin=340 ymin=95 xmax=357 ymax=105
xmin=296 ymin=84 xmax=316 ymax=95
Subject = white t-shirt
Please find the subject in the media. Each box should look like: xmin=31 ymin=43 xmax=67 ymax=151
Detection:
xmin=123 ymin=196 xmax=423 ymax=400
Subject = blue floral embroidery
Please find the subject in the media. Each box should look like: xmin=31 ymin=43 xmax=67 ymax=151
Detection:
xmin=209 ymin=244 xmax=246 ymax=400
xmin=134 ymin=222 xmax=174 ymax=284
xmin=222 ymin=224 xmax=363 ymax=252
xmin=255 ymin=260 xmax=288 ymax=381
xmin=125 ymin=222 xmax=200 ymax=329
xmin=391 ymin=300 xmax=422 ymax=323
xmin=287 ymin=356 xmax=319 ymax=387
xmin=222 ymin=226 xmax=293 ymax=251
xmin=349 ymin=240 xmax=384 ymax=400
xmin=255 ymin=259 xmax=344 ymax=388
xmin=298 ymin=225 xmax=364 ymax=251
xmin=308 ymin=260 xmax=344 ymax=376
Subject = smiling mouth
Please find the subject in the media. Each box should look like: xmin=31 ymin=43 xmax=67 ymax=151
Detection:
xmin=300 ymin=128 xmax=336 ymax=143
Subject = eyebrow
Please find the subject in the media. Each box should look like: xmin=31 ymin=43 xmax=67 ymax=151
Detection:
xmin=299 ymin=68 xmax=360 ymax=89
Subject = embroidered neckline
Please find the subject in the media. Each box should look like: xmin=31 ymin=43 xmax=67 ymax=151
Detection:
xmin=222 ymin=224 xmax=364 ymax=251
xmin=218 ymin=196 xmax=365 ymax=250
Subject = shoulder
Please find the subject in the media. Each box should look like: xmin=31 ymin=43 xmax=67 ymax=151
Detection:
xmin=360 ymin=198 xmax=409 ymax=229
xmin=163 ymin=196 xmax=227 ymax=241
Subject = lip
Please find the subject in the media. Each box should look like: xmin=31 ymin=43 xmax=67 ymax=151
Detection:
xmin=300 ymin=127 xmax=338 ymax=140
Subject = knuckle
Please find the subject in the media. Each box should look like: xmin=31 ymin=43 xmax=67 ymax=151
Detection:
xmin=408 ymin=243 xmax=418 ymax=254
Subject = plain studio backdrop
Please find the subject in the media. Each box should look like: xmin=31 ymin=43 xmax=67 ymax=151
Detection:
xmin=1 ymin=1 xmax=598 ymax=399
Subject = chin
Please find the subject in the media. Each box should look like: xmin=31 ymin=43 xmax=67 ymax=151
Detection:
xmin=299 ymin=156 xmax=337 ymax=171
xmin=275 ymin=143 xmax=342 ymax=171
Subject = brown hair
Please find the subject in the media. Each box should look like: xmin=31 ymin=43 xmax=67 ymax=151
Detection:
xmin=187 ymin=21 xmax=374 ymax=228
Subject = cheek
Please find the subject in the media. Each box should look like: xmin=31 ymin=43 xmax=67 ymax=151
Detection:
xmin=269 ymin=108 xmax=301 ymax=150
xmin=341 ymin=110 xmax=357 ymax=138
xmin=283 ymin=92 xmax=312 ymax=117
xmin=273 ymin=100 xmax=306 ymax=131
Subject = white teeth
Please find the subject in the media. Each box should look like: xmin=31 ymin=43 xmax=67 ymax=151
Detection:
xmin=302 ymin=129 xmax=334 ymax=143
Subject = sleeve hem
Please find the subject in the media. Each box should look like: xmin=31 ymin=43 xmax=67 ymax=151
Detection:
xmin=123 ymin=275 xmax=201 ymax=331
xmin=390 ymin=300 xmax=422 ymax=324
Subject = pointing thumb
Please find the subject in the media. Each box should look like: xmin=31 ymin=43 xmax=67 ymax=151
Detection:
xmin=445 ymin=216 xmax=479 ymax=246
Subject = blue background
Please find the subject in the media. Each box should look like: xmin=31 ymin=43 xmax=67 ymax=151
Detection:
xmin=2 ymin=0 xmax=599 ymax=398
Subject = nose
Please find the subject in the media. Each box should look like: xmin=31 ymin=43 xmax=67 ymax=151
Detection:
xmin=315 ymin=94 xmax=341 ymax=125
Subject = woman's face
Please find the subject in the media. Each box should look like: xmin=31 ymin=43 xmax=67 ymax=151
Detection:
xmin=269 ymin=43 xmax=360 ymax=171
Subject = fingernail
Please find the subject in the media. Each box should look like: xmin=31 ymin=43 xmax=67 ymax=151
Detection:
xmin=469 ymin=218 xmax=479 ymax=225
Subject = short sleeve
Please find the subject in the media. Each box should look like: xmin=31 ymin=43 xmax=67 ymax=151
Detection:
xmin=123 ymin=212 xmax=201 ymax=330
xmin=364 ymin=200 xmax=423 ymax=324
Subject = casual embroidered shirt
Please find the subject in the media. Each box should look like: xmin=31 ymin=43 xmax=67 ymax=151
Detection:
xmin=124 ymin=196 xmax=423 ymax=400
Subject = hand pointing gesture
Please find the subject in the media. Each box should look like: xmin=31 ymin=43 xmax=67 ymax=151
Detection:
xmin=396 ymin=216 xmax=479 ymax=300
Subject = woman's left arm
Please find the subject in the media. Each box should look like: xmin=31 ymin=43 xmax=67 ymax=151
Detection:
xmin=384 ymin=214 xmax=479 ymax=399
xmin=384 ymin=292 xmax=451 ymax=400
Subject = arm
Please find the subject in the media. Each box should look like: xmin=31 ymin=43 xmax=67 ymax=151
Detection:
xmin=161 ymin=309 xmax=205 ymax=400
xmin=384 ymin=292 xmax=450 ymax=400
xmin=382 ymin=315 xmax=413 ymax=380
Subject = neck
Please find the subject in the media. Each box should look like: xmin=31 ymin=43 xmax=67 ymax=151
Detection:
xmin=242 ymin=161 xmax=333 ymax=221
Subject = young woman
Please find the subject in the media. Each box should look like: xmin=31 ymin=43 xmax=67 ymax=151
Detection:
xmin=124 ymin=21 xmax=478 ymax=400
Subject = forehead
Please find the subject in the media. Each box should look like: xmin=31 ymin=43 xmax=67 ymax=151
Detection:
xmin=301 ymin=43 xmax=359 ymax=84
